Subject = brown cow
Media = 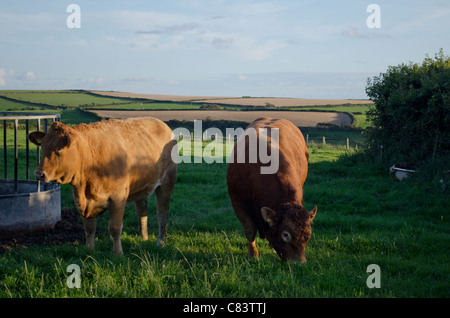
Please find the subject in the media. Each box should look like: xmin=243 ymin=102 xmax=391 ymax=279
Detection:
xmin=28 ymin=118 xmax=177 ymax=254
xmin=227 ymin=117 xmax=317 ymax=263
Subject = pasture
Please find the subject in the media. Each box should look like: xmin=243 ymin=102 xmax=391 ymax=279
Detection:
xmin=0 ymin=135 xmax=448 ymax=298
xmin=90 ymin=90 xmax=373 ymax=107
xmin=0 ymin=90 xmax=372 ymax=129
xmin=0 ymin=91 xmax=447 ymax=299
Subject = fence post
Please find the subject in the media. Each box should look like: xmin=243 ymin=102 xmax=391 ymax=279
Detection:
xmin=347 ymin=138 xmax=349 ymax=150
xmin=323 ymin=136 xmax=326 ymax=145
xmin=3 ymin=120 xmax=7 ymax=179
xmin=380 ymin=145 xmax=384 ymax=162
xmin=432 ymin=135 xmax=439 ymax=160
xmin=14 ymin=119 xmax=18 ymax=194
xmin=306 ymin=134 xmax=309 ymax=144
xmin=37 ymin=119 xmax=41 ymax=192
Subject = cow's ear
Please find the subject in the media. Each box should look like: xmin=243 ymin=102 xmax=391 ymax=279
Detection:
xmin=28 ymin=131 xmax=47 ymax=146
xmin=309 ymin=206 xmax=317 ymax=223
xmin=261 ymin=207 xmax=277 ymax=227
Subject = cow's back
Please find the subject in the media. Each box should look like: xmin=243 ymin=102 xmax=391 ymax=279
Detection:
xmin=227 ymin=117 xmax=309 ymax=233
xmin=74 ymin=117 xmax=176 ymax=200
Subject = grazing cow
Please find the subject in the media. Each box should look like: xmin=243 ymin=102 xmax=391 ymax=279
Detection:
xmin=28 ymin=118 xmax=177 ymax=254
xmin=227 ymin=117 xmax=317 ymax=263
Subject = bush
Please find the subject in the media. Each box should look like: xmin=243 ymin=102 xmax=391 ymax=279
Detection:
xmin=199 ymin=103 xmax=221 ymax=110
xmin=365 ymin=49 xmax=450 ymax=162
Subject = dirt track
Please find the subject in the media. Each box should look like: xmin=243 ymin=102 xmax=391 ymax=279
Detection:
xmin=94 ymin=110 xmax=352 ymax=127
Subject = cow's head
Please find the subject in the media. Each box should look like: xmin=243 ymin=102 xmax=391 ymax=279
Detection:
xmin=261 ymin=203 xmax=317 ymax=263
xmin=28 ymin=121 xmax=80 ymax=184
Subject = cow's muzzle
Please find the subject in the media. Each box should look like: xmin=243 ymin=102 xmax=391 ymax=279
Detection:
xmin=34 ymin=169 xmax=47 ymax=182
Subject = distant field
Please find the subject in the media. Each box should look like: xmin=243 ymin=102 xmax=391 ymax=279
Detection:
xmin=94 ymin=110 xmax=353 ymax=127
xmin=91 ymin=90 xmax=374 ymax=107
xmin=0 ymin=90 xmax=370 ymax=128
xmin=298 ymin=105 xmax=374 ymax=129
xmin=95 ymin=102 xmax=200 ymax=110
xmin=0 ymin=90 xmax=141 ymax=107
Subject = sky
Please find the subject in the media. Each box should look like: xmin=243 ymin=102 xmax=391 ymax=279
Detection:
xmin=0 ymin=0 xmax=449 ymax=99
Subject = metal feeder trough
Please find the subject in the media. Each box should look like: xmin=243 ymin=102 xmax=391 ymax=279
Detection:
xmin=0 ymin=113 xmax=61 ymax=239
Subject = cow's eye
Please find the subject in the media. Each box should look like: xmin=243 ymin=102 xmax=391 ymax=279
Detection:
xmin=281 ymin=231 xmax=292 ymax=243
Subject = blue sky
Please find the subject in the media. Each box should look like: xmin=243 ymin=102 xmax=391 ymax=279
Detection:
xmin=0 ymin=0 xmax=449 ymax=99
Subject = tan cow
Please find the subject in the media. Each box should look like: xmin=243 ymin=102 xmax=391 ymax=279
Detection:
xmin=227 ymin=117 xmax=317 ymax=263
xmin=28 ymin=118 xmax=177 ymax=254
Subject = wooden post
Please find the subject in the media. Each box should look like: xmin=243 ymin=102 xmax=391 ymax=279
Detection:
xmin=306 ymin=134 xmax=309 ymax=144
xmin=432 ymin=135 xmax=439 ymax=160
xmin=347 ymin=138 xmax=349 ymax=150
xmin=323 ymin=136 xmax=326 ymax=145
xmin=380 ymin=145 xmax=384 ymax=162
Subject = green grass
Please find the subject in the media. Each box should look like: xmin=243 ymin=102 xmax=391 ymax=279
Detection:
xmin=0 ymin=136 xmax=448 ymax=298
xmin=0 ymin=90 xmax=200 ymax=111
xmin=301 ymin=128 xmax=365 ymax=147
xmin=93 ymin=102 xmax=200 ymax=110
xmin=0 ymin=91 xmax=141 ymax=108
xmin=291 ymin=104 xmax=374 ymax=129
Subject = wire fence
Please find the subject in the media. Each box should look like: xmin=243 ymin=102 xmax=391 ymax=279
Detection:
xmin=432 ymin=135 xmax=450 ymax=159
xmin=177 ymin=130 xmax=365 ymax=150
xmin=305 ymin=134 xmax=364 ymax=149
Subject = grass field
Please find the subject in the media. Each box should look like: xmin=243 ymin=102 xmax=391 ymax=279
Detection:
xmin=0 ymin=90 xmax=200 ymax=115
xmin=0 ymin=90 xmax=142 ymax=108
xmin=0 ymin=134 xmax=448 ymax=297
xmin=298 ymin=105 xmax=373 ymax=129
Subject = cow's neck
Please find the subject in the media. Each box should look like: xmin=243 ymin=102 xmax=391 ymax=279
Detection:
xmin=68 ymin=134 xmax=95 ymax=215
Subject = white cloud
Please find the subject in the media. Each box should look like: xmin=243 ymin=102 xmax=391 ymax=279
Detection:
xmin=238 ymin=75 xmax=246 ymax=81
xmin=229 ymin=2 xmax=283 ymax=16
xmin=87 ymin=77 xmax=105 ymax=86
xmin=0 ymin=68 xmax=14 ymax=86
xmin=343 ymin=27 xmax=367 ymax=39
xmin=232 ymin=37 xmax=287 ymax=61
xmin=106 ymin=10 xmax=193 ymax=31
xmin=342 ymin=26 xmax=391 ymax=39
xmin=392 ymin=6 xmax=450 ymax=34
xmin=136 ymin=22 xmax=201 ymax=35
xmin=24 ymin=71 xmax=37 ymax=81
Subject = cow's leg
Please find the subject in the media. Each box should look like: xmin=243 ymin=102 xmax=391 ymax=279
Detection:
xmin=244 ymin=222 xmax=259 ymax=258
xmin=231 ymin=203 xmax=259 ymax=258
xmin=108 ymin=199 xmax=126 ymax=255
xmin=81 ymin=216 xmax=96 ymax=250
xmin=134 ymin=198 xmax=148 ymax=240
xmin=155 ymin=165 xmax=177 ymax=247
